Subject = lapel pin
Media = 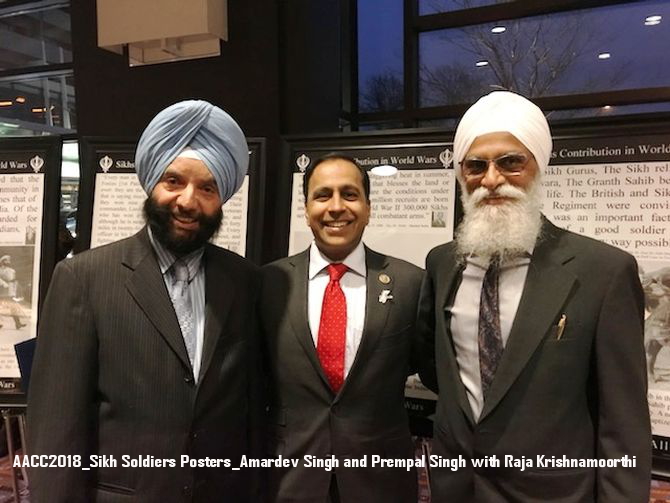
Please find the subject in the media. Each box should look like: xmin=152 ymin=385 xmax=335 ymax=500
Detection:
xmin=378 ymin=273 xmax=391 ymax=285
xmin=379 ymin=289 xmax=393 ymax=304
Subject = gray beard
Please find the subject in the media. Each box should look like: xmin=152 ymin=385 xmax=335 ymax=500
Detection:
xmin=456 ymin=180 xmax=543 ymax=264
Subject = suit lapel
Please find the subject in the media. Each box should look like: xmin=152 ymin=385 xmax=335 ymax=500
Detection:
xmin=124 ymin=228 xmax=191 ymax=370
xmin=435 ymin=250 xmax=475 ymax=425
xmin=198 ymin=245 xmax=235 ymax=382
xmin=287 ymin=250 xmax=332 ymax=391
xmin=479 ymin=220 xmax=577 ymax=421
xmin=335 ymin=248 xmax=391 ymax=402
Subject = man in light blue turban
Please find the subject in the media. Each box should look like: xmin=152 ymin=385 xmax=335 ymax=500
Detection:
xmin=28 ymin=100 xmax=264 ymax=502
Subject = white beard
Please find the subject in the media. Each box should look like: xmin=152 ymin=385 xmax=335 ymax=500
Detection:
xmin=456 ymin=180 xmax=543 ymax=263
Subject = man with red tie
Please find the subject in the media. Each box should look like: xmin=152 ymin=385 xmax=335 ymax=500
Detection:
xmin=260 ymin=154 xmax=424 ymax=503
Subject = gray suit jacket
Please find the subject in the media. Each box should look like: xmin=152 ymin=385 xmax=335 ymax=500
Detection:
xmin=27 ymin=228 xmax=263 ymax=503
xmin=418 ymin=218 xmax=651 ymax=503
xmin=260 ymin=247 xmax=423 ymax=503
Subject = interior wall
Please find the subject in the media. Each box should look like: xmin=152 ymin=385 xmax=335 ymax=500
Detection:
xmin=278 ymin=0 xmax=343 ymax=135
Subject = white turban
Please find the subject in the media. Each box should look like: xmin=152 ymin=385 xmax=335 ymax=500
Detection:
xmin=452 ymin=91 xmax=552 ymax=179
xmin=135 ymin=100 xmax=248 ymax=203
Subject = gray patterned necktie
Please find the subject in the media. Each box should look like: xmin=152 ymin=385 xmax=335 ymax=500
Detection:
xmin=478 ymin=258 xmax=503 ymax=398
xmin=169 ymin=259 xmax=196 ymax=368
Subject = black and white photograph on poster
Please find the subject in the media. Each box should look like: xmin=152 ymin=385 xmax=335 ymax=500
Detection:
xmin=642 ymin=263 xmax=670 ymax=387
xmin=0 ymin=246 xmax=35 ymax=390
xmin=0 ymin=246 xmax=33 ymax=339
xmin=288 ymin=145 xmax=457 ymax=268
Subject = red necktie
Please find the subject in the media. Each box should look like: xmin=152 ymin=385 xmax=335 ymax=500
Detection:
xmin=317 ymin=263 xmax=348 ymax=392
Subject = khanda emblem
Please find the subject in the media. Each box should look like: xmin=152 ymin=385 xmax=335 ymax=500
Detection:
xmin=439 ymin=148 xmax=453 ymax=168
xmin=30 ymin=155 xmax=44 ymax=173
xmin=296 ymin=154 xmax=310 ymax=172
xmin=99 ymin=155 xmax=113 ymax=173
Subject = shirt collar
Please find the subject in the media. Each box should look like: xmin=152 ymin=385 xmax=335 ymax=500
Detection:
xmin=308 ymin=240 xmax=367 ymax=280
xmin=147 ymin=226 xmax=204 ymax=280
xmin=466 ymin=248 xmax=533 ymax=270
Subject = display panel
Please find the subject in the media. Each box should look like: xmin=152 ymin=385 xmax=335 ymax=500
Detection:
xmin=541 ymin=129 xmax=670 ymax=473
xmin=76 ymin=138 xmax=266 ymax=264
xmin=0 ymin=137 xmax=60 ymax=403
xmin=284 ymin=134 xmax=458 ymax=437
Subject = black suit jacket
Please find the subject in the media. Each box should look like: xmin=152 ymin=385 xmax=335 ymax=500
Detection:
xmin=418 ymin=218 xmax=651 ymax=503
xmin=27 ymin=228 xmax=263 ymax=502
xmin=260 ymin=247 xmax=423 ymax=503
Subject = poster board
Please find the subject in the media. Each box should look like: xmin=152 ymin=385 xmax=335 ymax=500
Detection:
xmin=0 ymin=137 xmax=61 ymax=405
xmin=283 ymin=133 xmax=458 ymax=436
xmin=284 ymin=122 xmax=670 ymax=461
xmin=543 ymin=122 xmax=670 ymax=475
xmin=76 ymin=137 xmax=266 ymax=264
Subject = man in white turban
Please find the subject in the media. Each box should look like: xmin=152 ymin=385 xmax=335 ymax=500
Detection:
xmin=418 ymin=91 xmax=651 ymax=502
xmin=28 ymin=100 xmax=263 ymax=502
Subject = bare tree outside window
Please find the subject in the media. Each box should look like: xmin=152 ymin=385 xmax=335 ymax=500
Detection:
xmin=420 ymin=8 xmax=629 ymax=107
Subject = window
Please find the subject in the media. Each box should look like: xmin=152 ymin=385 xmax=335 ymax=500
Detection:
xmin=0 ymin=1 xmax=75 ymax=135
xmin=353 ymin=0 xmax=670 ymax=128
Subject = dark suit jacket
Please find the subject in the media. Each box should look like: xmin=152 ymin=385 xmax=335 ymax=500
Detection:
xmin=27 ymin=228 xmax=263 ymax=503
xmin=418 ymin=218 xmax=651 ymax=503
xmin=260 ymin=246 xmax=423 ymax=503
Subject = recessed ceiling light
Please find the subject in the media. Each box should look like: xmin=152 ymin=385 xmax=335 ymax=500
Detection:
xmin=31 ymin=107 xmax=46 ymax=113
xmin=15 ymin=96 xmax=26 ymax=103
xmin=603 ymin=105 xmax=612 ymax=110
xmin=598 ymin=53 xmax=611 ymax=60
xmin=646 ymin=15 xmax=662 ymax=23
xmin=491 ymin=26 xmax=506 ymax=34
xmin=370 ymin=165 xmax=398 ymax=177
xmin=0 ymin=101 xmax=12 ymax=107
xmin=476 ymin=60 xmax=489 ymax=67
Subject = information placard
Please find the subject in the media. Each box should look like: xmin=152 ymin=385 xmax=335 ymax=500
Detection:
xmin=540 ymin=131 xmax=670 ymax=467
xmin=0 ymin=137 xmax=60 ymax=402
xmin=77 ymin=138 xmax=266 ymax=263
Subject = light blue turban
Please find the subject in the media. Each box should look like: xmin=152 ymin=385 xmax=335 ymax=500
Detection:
xmin=135 ymin=100 xmax=248 ymax=203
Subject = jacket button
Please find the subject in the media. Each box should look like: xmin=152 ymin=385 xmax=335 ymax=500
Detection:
xmin=184 ymin=375 xmax=194 ymax=384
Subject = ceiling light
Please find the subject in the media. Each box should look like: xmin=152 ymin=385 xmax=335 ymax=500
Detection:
xmin=31 ymin=107 xmax=46 ymax=113
xmin=645 ymin=15 xmax=662 ymax=26
xmin=15 ymin=96 xmax=26 ymax=104
xmin=491 ymin=26 xmax=506 ymax=34
xmin=370 ymin=165 xmax=398 ymax=177
xmin=603 ymin=105 xmax=612 ymax=110
xmin=476 ymin=60 xmax=489 ymax=67
xmin=598 ymin=53 xmax=611 ymax=60
xmin=0 ymin=101 xmax=12 ymax=107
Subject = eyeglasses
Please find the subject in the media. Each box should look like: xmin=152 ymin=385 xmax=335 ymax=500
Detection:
xmin=460 ymin=152 xmax=531 ymax=179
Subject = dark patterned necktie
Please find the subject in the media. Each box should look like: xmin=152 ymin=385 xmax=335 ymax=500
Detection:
xmin=169 ymin=259 xmax=196 ymax=368
xmin=317 ymin=263 xmax=348 ymax=392
xmin=478 ymin=258 xmax=503 ymax=398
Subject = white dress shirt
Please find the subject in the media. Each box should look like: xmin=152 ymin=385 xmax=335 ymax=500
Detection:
xmin=448 ymin=253 xmax=532 ymax=421
xmin=308 ymin=241 xmax=367 ymax=378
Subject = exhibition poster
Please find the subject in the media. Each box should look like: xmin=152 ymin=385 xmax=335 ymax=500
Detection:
xmin=541 ymin=134 xmax=670 ymax=455
xmin=86 ymin=145 xmax=255 ymax=257
xmin=0 ymin=151 xmax=45 ymax=391
xmin=288 ymin=145 xmax=456 ymax=269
